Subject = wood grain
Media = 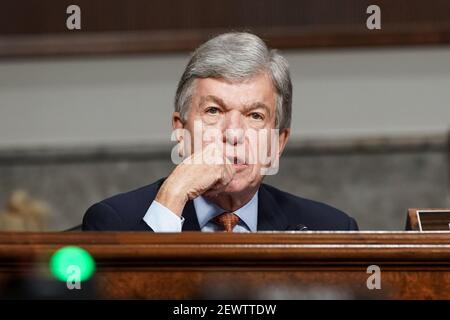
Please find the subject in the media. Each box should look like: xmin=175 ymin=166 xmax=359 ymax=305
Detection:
xmin=0 ymin=232 xmax=449 ymax=299
xmin=1 ymin=0 xmax=450 ymax=57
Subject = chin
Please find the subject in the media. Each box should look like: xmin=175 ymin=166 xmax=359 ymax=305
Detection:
xmin=223 ymin=178 xmax=258 ymax=194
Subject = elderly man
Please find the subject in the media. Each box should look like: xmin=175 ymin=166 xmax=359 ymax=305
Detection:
xmin=82 ymin=32 xmax=358 ymax=232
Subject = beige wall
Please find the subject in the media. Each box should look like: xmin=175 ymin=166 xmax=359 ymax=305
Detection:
xmin=0 ymin=47 xmax=450 ymax=149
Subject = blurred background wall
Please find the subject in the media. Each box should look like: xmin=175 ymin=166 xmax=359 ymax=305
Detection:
xmin=0 ymin=0 xmax=449 ymax=230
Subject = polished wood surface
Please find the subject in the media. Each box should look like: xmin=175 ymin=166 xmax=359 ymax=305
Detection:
xmin=406 ymin=208 xmax=450 ymax=230
xmin=1 ymin=0 xmax=450 ymax=57
xmin=0 ymin=232 xmax=449 ymax=299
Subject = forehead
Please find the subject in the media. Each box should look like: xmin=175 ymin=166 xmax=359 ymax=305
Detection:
xmin=192 ymin=73 xmax=276 ymax=109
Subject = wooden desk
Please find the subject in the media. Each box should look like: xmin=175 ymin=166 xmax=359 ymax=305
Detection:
xmin=0 ymin=232 xmax=449 ymax=299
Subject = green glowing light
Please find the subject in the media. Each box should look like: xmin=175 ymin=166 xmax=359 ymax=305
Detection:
xmin=49 ymin=246 xmax=95 ymax=282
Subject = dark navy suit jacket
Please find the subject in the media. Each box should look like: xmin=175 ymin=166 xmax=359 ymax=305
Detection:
xmin=82 ymin=178 xmax=358 ymax=231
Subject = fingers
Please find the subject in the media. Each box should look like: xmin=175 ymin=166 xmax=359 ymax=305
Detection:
xmin=247 ymin=138 xmax=261 ymax=177
xmin=204 ymin=142 xmax=236 ymax=195
xmin=177 ymin=141 xmax=236 ymax=198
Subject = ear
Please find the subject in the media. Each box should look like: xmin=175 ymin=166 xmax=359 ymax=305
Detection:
xmin=172 ymin=112 xmax=185 ymax=130
xmin=278 ymin=128 xmax=290 ymax=156
xmin=172 ymin=112 xmax=189 ymax=158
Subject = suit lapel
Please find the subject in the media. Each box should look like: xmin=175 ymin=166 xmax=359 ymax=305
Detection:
xmin=135 ymin=177 xmax=287 ymax=232
xmin=181 ymin=185 xmax=290 ymax=231
xmin=257 ymin=184 xmax=289 ymax=231
xmin=181 ymin=186 xmax=289 ymax=231
xmin=181 ymin=200 xmax=201 ymax=231
xmin=134 ymin=218 xmax=152 ymax=231
xmin=134 ymin=177 xmax=200 ymax=231
xmin=135 ymin=199 xmax=201 ymax=231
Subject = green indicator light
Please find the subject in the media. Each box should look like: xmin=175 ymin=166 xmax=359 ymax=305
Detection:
xmin=49 ymin=246 xmax=95 ymax=282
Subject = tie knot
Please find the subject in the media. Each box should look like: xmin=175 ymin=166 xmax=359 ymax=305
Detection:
xmin=213 ymin=212 xmax=240 ymax=232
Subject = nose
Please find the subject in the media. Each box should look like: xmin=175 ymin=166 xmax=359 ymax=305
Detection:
xmin=222 ymin=110 xmax=245 ymax=146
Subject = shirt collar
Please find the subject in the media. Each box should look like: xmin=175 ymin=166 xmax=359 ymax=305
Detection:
xmin=193 ymin=191 xmax=258 ymax=232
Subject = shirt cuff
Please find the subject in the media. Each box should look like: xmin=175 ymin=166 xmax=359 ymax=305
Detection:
xmin=143 ymin=200 xmax=185 ymax=232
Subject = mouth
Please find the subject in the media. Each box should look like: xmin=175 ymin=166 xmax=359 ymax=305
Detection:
xmin=226 ymin=155 xmax=245 ymax=164
xmin=227 ymin=156 xmax=249 ymax=170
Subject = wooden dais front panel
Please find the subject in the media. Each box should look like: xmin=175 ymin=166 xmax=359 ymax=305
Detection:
xmin=0 ymin=232 xmax=449 ymax=299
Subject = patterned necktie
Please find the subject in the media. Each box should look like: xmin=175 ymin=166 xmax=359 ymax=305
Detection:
xmin=213 ymin=212 xmax=240 ymax=232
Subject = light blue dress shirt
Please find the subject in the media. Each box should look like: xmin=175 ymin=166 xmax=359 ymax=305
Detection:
xmin=143 ymin=191 xmax=258 ymax=232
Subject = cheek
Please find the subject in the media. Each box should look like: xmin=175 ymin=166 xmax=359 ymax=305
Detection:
xmin=224 ymin=165 xmax=263 ymax=192
xmin=234 ymin=164 xmax=262 ymax=183
xmin=186 ymin=122 xmax=223 ymax=151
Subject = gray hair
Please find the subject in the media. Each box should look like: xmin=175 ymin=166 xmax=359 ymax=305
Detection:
xmin=175 ymin=32 xmax=292 ymax=129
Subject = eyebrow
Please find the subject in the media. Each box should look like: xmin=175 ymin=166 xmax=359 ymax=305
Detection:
xmin=198 ymin=95 xmax=226 ymax=108
xmin=242 ymin=102 xmax=271 ymax=117
xmin=198 ymin=95 xmax=271 ymax=116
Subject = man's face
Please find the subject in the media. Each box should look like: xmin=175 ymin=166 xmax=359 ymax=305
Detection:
xmin=173 ymin=72 xmax=289 ymax=194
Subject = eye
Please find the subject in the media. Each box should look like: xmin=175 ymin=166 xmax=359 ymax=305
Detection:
xmin=205 ymin=106 xmax=220 ymax=115
xmin=249 ymin=112 xmax=264 ymax=120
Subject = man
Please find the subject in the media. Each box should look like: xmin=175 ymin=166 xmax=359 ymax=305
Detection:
xmin=82 ymin=32 xmax=358 ymax=232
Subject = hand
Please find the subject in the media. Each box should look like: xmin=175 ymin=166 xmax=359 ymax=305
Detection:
xmin=155 ymin=143 xmax=236 ymax=216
